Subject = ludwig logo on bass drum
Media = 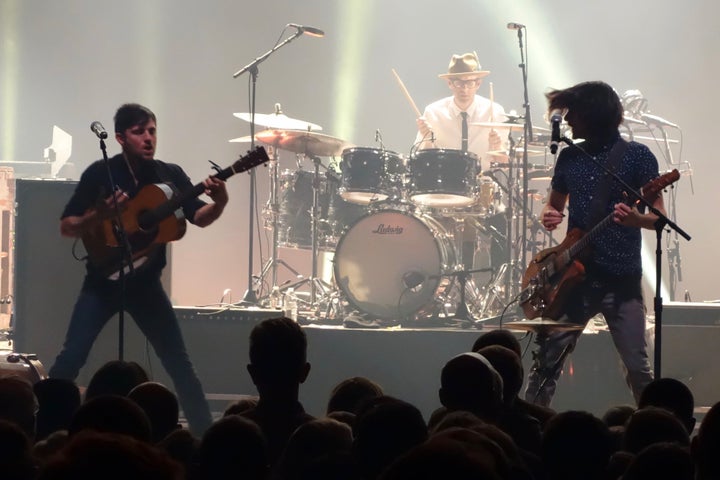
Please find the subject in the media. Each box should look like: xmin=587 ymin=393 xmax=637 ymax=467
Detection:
xmin=372 ymin=224 xmax=404 ymax=234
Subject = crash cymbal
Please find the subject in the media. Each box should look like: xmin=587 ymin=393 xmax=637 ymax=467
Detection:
xmin=470 ymin=121 xmax=526 ymax=131
xmin=505 ymin=319 xmax=585 ymax=334
xmin=233 ymin=112 xmax=322 ymax=131
xmin=255 ymin=129 xmax=354 ymax=157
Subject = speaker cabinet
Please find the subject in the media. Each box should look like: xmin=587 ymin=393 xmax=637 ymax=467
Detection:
xmin=13 ymin=179 xmax=170 ymax=386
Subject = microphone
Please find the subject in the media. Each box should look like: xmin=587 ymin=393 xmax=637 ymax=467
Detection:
xmin=90 ymin=121 xmax=108 ymax=139
xmin=507 ymin=22 xmax=525 ymax=30
xmin=402 ymin=271 xmax=426 ymax=290
xmin=288 ymin=23 xmax=325 ymax=38
xmin=549 ymin=109 xmax=562 ymax=154
xmin=640 ymin=113 xmax=679 ymax=129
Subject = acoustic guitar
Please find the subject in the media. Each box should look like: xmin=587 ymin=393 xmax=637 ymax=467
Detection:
xmin=519 ymin=169 xmax=680 ymax=320
xmin=82 ymin=146 xmax=269 ymax=279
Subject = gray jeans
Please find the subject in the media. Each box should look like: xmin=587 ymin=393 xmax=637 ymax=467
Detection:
xmin=524 ymin=278 xmax=654 ymax=407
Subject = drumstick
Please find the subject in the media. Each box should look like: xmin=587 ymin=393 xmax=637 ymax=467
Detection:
xmin=391 ymin=68 xmax=422 ymax=118
xmin=489 ymin=82 xmax=495 ymax=122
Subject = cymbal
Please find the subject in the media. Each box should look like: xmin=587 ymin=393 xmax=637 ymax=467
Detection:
xmin=255 ymin=129 xmax=354 ymax=157
xmin=470 ymin=121 xmax=526 ymax=131
xmin=505 ymin=319 xmax=585 ymax=334
xmin=487 ymin=149 xmax=546 ymax=158
xmin=622 ymin=115 xmax=646 ymax=125
xmin=228 ymin=135 xmax=253 ymax=143
xmin=233 ymin=112 xmax=322 ymax=131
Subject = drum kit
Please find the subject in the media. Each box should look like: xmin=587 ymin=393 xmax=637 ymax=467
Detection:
xmin=231 ymin=109 xmax=557 ymax=327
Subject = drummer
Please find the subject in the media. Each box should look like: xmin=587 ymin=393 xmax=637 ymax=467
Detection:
xmin=415 ymin=51 xmax=509 ymax=275
xmin=415 ymin=51 xmax=507 ymax=173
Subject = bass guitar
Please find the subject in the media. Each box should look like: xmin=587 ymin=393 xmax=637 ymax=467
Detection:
xmin=82 ymin=146 xmax=269 ymax=279
xmin=519 ymin=169 xmax=680 ymax=320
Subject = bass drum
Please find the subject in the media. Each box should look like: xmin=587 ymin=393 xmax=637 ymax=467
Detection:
xmin=333 ymin=210 xmax=456 ymax=320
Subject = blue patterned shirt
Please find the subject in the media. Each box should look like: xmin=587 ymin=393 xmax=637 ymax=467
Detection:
xmin=552 ymin=134 xmax=659 ymax=277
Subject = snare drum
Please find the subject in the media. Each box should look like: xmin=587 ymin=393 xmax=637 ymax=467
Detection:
xmin=339 ymin=147 xmax=404 ymax=204
xmin=408 ymin=149 xmax=478 ymax=207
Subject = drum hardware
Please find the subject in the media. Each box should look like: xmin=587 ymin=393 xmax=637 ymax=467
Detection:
xmin=436 ymin=267 xmax=494 ymax=328
xmin=231 ymin=98 xmax=325 ymax=304
xmin=246 ymin=123 xmax=358 ymax=312
xmin=266 ymin=155 xmax=340 ymax=312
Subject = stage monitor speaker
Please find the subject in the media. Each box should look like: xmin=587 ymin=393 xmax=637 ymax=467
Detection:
xmin=13 ymin=179 xmax=171 ymax=386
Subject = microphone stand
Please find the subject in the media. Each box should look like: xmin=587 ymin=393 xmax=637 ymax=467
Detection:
xmin=98 ymin=137 xmax=134 ymax=361
xmin=561 ymin=137 xmax=691 ymax=378
xmin=513 ymin=25 xmax=533 ymax=288
xmin=232 ymin=28 xmax=305 ymax=305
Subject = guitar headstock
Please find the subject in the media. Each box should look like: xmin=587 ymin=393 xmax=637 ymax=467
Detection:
xmin=231 ymin=146 xmax=270 ymax=174
xmin=641 ymin=169 xmax=680 ymax=201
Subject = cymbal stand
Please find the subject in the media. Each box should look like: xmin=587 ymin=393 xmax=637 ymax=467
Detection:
xmin=502 ymin=133 xmax=519 ymax=303
xmin=256 ymin=145 xmax=306 ymax=300
xmin=272 ymin=155 xmax=334 ymax=316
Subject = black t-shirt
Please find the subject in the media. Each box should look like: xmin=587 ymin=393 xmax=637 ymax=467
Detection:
xmin=62 ymin=153 xmax=206 ymax=284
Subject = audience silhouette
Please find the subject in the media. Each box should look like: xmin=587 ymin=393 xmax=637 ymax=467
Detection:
xmin=196 ymin=414 xmax=268 ymax=480
xmin=128 ymin=381 xmax=181 ymax=443
xmin=238 ymin=317 xmax=315 ymax=468
xmin=4 ymin=319 xmax=719 ymax=480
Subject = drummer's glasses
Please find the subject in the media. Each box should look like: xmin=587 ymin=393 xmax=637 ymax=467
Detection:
xmin=451 ymin=79 xmax=481 ymax=88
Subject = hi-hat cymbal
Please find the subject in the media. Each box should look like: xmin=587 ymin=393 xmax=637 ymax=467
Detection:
xmin=505 ymin=319 xmax=584 ymax=334
xmin=470 ymin=121 xmax=526 ymax=131
xmin=255 ymin=129 xmax=354 ymax=157
xmin=487 ymin=149 xmax=546 ymax=158
xmin=233 ymin=112 xmax=322 ymax=131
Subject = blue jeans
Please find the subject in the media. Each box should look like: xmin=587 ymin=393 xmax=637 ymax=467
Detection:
xmin=49 ymin=275 xmax=212 ymax=435
xmin=524 ymin=278 xmax=654 ymax=407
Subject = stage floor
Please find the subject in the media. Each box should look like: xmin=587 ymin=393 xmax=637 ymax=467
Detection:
xmin=8 ymin=302 xmax=720 ymax=421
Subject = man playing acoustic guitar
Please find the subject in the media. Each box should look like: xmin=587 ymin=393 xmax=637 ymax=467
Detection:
xmin=524 ymin=82 xmax=667 ymax=407
xmin=48 ymin=103 xmax=229 ymax=435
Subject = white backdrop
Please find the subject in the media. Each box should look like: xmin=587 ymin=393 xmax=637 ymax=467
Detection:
xmin=1 ymin=0 xmax=717 ymax=306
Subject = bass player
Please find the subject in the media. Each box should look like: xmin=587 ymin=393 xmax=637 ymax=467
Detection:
xmin=48 ymin=103 xmax=228 ymax=435
xmin=524 ymin=81 xmax=666 ymax=407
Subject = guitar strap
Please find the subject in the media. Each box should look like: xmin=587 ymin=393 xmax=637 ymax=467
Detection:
xmin=586 ymin=138 xmax=628 ymax=229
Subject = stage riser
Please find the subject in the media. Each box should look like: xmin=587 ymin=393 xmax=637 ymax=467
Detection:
xmin=11 ymin=179 xmax=720 ymax=418
xmin=14 ymin=306 xmax=720 ymax=419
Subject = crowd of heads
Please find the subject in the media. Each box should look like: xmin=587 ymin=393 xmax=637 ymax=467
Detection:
xmin=1 ymin=315 xmax=718 ymax=479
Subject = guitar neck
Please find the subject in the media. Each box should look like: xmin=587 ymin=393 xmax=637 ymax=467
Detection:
xmin=567 ymin=213 xmax=614 ymax=259
xmin=565 ymin=169 xmax=680 ymax=260
xmin=138 ymin=146 xmax=269 ymax=229
xmin=150 ymin=164 xmax=237 ymax=221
